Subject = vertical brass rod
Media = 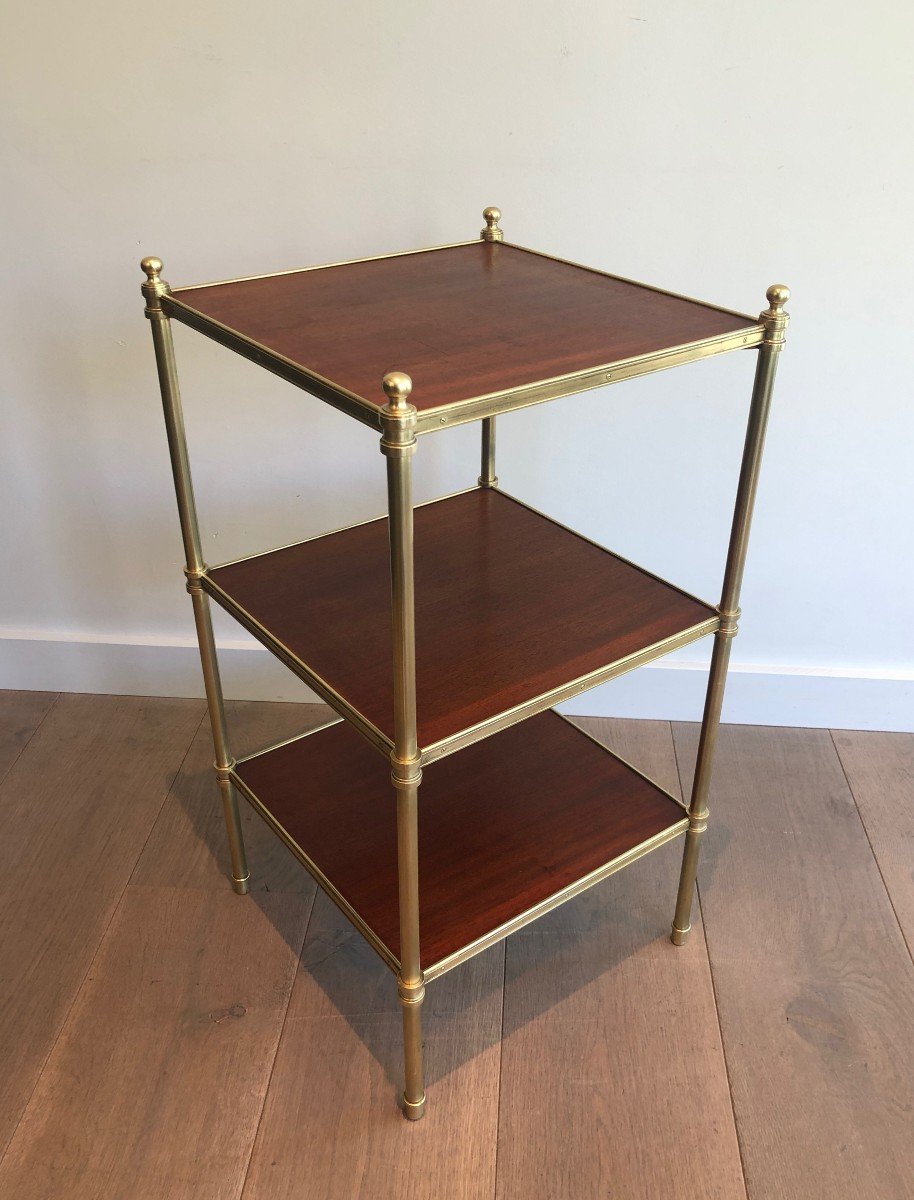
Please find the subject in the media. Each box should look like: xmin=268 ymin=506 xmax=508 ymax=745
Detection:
xmin=479 ymin=416 xmax=498 ymax=487
xmin=141 ymin=257 xmax=250 ymax=895
xmin=478 ymin=206 xmax=502 ymax=492
xmin=380 ymin=371 xmax=426 ymax=1120
xmin=396 ymin=774 xmax=424 ymax=1108
xmin=671 ymin=285 xmax=790 ymax=945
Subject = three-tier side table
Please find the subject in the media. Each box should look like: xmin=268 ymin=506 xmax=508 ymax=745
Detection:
xmin=140 ymin=208 xmax=789 ymax=1120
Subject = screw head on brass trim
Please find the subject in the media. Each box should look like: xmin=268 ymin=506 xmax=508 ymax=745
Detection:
xmin=382 ymin=370 xmax=413 ymax=410
xmin=766 ymin=283 xmax=790 ymax=311
xmin=141 ymin=256 xmax=163 ymax=281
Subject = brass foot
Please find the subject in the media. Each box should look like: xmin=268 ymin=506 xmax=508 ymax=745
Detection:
xmin=402 ymin=1092 xmax=426 ymax=1121
xmin=670 ymin=922 xmax=691 ymax=946
xmin=232 ymin=874 xmax=251 ymax=896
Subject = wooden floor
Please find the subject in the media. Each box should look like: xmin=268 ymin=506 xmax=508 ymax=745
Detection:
xmin=0 ymin=691 xmax=910 ymax=1199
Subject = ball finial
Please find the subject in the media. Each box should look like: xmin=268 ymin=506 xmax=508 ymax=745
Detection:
xmin=141 ymin=256 xmax=163 ymax=281
xmin=480 ymin=206 xmax=503 ymax=242
xmin=382 ymin=370 xmax=413 ymax=410
xmin=766 ymin=283 xmax=790 ymax=312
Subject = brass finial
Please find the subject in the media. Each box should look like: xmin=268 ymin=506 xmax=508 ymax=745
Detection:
xmin=382 ymin=370 xmax=414 ymax=412
xmin=760 ymin=283 xmax=790 ymax=348
xmin=140 ymin=256 xmax=169 ymax=313
xmin=765 ymin=283 xmax=790 ymax=314
xmin=480 ymin=207 xmax=503 ymax=243
xmin=141 ymin=256 xmax=163 ymax=282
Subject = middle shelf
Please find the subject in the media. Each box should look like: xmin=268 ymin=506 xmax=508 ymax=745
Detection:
xmin=204 ymin=486 xmax=718 ymax=763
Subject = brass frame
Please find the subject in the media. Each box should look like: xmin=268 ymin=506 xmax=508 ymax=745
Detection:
xmin=140 ymin=209 xmax=789 ymax=1122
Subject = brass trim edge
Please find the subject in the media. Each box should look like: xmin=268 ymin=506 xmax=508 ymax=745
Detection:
xmin=501 ymin=241 xmax=760 ymax=322
xmin=229 ymin=769 xmax=401 ymax=975
xmin=200 ymin=573 xmax=394 ymax=759
xmin=423 ymin=817 xmax=689 ymax=981
xmin=175 ymin=240 xmax=479 ymax=292
xmin=492 ymin=486 xmax=717 ymax=613
xmin=415 ymin=326 xmax=764 ymax=434
xmin=209 ymin=485 xmax=482 ymax=573
xmin=161 ymin=294 xmax=383 ymax=431
xmin=555 ymin=712 xmax=689 ymax=813
xmin=419 ymin=617 xmax=718 ymax=766
xmin=234 ymin=715 xmax=346 ymax=766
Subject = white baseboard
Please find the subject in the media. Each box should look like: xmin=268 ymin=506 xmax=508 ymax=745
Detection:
xmin=558 ymin=658 xmax=914 ymax=733
xmin=0 ymin=629 xmax=910 ymax=732
xmin=0 ymin=629 xmax=309 ymax=704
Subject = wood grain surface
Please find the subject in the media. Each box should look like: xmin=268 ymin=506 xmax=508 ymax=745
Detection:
xmin=0 ymin=690 xmax=56 ymax=782
xmin=132 ymin=700 xmax=329 ymax=895
xmin=831 ymin=729 xmax=914 ymax=956
xmin=241 ymin=891 xmax=503 ymax=1200
xmin=496 ymin=717 xmax=746 ymax=1200
xmin=0 ymin=886 xmax=311 ymax=1200
xmin=2 ymin=692 xmax=912 ymax=1200
xmin=210 ymin=488 xmax=714 ymax=749
xmin=675 ymin=723 xmax=914 ymax=1200
xmin=235 ymin=710 xmax=686 ymax=967
xmin=0 ymin=694 xmax=204 ymax=1156
xmin=174 ymin=243 xmax=756 ymax=411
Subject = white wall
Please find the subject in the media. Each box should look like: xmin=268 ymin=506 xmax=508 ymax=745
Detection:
xmin=2 ymin=0 xmax=912 ymax=730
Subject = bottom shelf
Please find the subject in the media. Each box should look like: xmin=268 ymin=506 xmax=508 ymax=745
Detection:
xmin=232 ymin=711 xmax=688 ymax=980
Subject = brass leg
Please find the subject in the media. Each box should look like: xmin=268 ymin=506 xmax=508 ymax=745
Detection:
xmin=189 ymin=582 xmax=251 ymax=895
xmin=478 ymin=207 xmax=502 ymax=492
xmin=671 ymin=626 xmax=732 ymax=943
xmin=479 ymin=416 xmax=498 ymax=487
xmin=141 ymin=257 xmax=249 ymax=896
xmin=394 ymin=761 xmax=425 ymax=1118
xmin=381 ymin=371 xmax=426 ymax=1119
xmin=671 ymin=285 xmax=790 ymax=945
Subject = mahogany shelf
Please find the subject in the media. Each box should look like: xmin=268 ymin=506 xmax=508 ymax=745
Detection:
xmin=203 ymin=487 xmax=718 ymax=762
xmin=232 ymin=710 xmax=688 ymax=979
xmin=162 ymin=240 xmax=763 ymax=433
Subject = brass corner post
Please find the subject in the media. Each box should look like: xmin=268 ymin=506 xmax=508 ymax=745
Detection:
xmin=480 ymin=205 xmax=503 ymax=243
xmin=141 ymin=256 xmax=250 ymax=896
xmin=479 ymin=416 xmax=498 ymax=488
xmin=671 ymin=284 xmax=790 ymax=946
xmin=478 ymin=207 xmax=502 ymax=487
xmin=380 ymin=370 xmax=426 ymax=1120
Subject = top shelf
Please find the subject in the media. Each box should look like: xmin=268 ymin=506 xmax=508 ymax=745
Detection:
xmin=162 ymin=240 xmax=763 ymax=433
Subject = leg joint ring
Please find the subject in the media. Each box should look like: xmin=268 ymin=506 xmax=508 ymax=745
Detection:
xmin=717 ymin=607 xmax=741 ymax=638
xmin=688 ymin=808 xmax=710 ymax=834
xmin=184 ymin=566 xmax=208 ymax=596
xmin=390 ymin=755 xmax=422 ymax=788
xmin=398 ymin=981 xmax=426 ymax=1006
